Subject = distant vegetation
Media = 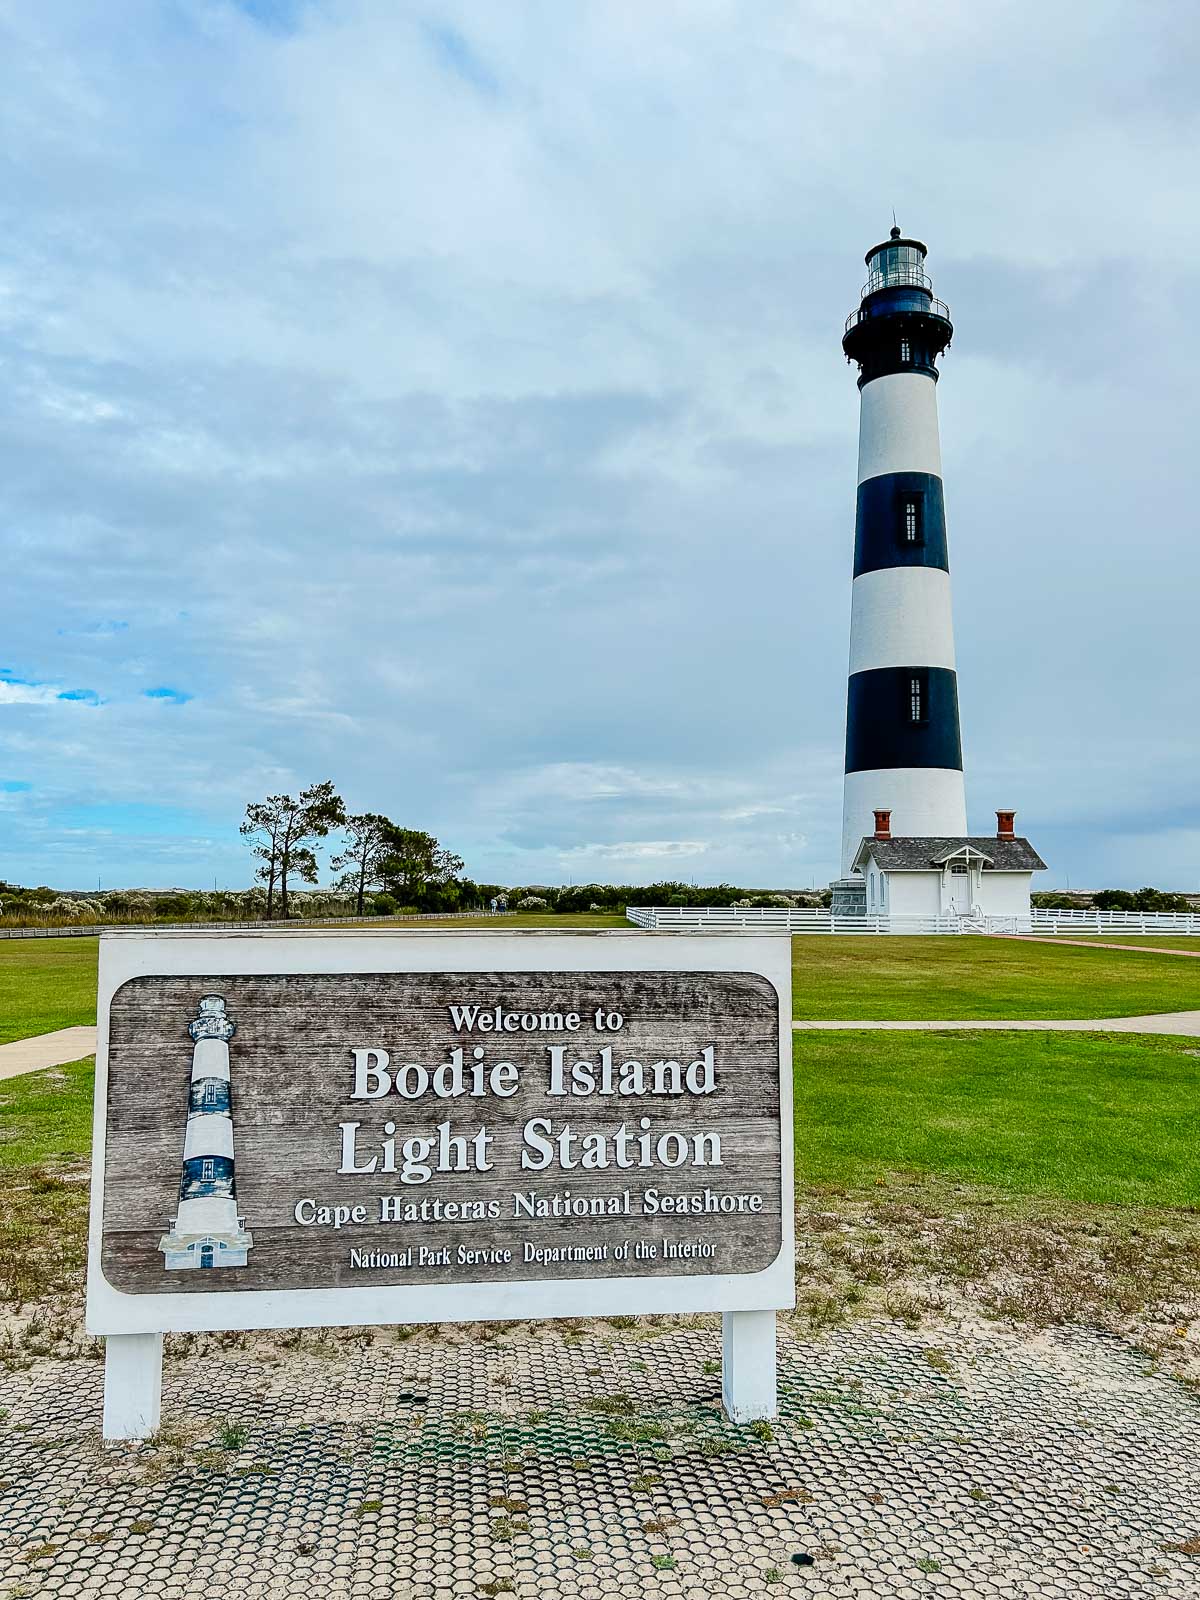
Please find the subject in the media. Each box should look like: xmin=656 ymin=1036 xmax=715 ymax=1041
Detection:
xmin=0 ymin=875 xmax=833 ymax=930
xmin=6 ymin=771 xmax=1188 ymax=929
xmin=1032 ymin=887 xmax=1193 ymax=912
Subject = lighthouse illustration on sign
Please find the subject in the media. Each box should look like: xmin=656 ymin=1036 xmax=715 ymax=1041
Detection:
xmin=159 ymin=995 xmax=253 ymax=1270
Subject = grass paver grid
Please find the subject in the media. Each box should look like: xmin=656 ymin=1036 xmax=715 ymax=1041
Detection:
xmin=2 ymin=1323 xmax=1199 ymax=1597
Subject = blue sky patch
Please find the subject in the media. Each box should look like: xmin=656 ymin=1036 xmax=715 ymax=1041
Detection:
xmin=144 ymin=687 xmax=193 ymax=705
xmin=1 ymin=780 xmax=31 ymax=793
xmin=57 ymin=688 xmax=101 ymax=705
xmin=424 ymin=23 xmax=499 ymax=96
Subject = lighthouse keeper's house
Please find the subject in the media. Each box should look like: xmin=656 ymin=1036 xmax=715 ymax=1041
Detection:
xmin=850 ymin=808 xmax=1046 ymax=922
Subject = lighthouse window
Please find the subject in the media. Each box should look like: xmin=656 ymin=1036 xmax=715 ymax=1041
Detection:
xmin=900 ymin=337 xmax=911 ymax=362
xmin=898 ymin=493 xmax=924 ymax=548
xmin=202 ymin=1081 xmax=220 ymax=1105
xmin=201 ymin=1158 xmax=215 ymax=1182
xmin=908 ymin=672 xmax=928 ymax=725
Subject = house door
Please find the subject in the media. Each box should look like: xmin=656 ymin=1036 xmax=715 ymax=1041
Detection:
xmin=948 ymin=863 xmax=971 ymax=914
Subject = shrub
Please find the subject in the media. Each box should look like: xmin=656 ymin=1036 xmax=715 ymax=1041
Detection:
xmin=516 ymin=895 xmax=549 ymax=910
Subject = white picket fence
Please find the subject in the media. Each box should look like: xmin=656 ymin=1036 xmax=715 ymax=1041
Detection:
xmin=1027 ymin=908 xmax=1200 ymax=936
xmin=625 ymin=906 xmax=964 ymax=935
xmin=625 ymin=906 xmax=1200 ymax=937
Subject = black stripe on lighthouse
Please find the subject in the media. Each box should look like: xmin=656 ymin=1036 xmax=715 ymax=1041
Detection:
xmin=845 ymin=666 xmax=963 ymax=773
xmin=854 ymin=472 xmax=947 ymax=577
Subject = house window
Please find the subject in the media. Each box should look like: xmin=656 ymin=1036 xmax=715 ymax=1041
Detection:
xmin=950 ymin=862 xmax=968 ymax=875
xmin=201 ymin=1158 xmax=215 ymax=1181
xmin=909 ymin=673 xmax=925 ymax=723
xmin=900 ymin=337 xmax=911 ymax=362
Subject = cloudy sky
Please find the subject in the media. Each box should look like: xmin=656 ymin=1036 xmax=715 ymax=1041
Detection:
xmin=1 ymin=0 xmax=1196 ymax=892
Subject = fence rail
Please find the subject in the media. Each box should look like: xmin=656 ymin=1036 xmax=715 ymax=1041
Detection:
xmin=0 ymin=910 xmax=514 ymax=941
xmin=1026 ymin=908 xmax=1200 ymax=936
xmin=625 ymin=907 xmax=964 ymax=935
xmin=626 ymin=906 xmax=1200 ymax=937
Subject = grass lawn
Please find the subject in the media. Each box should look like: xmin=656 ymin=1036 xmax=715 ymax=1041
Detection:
xmin=5 ymin=1034 xmax=1200 ymax=1351
xmin=0 ymin=939 xmax=99 ymax=1043
xmin=3 ymin=927 xmax=1200 ymax=1055
xmin=0 ymin=1055 xmax=93 ymax=1305
xmin=790 ymin=935 xmax=1200 ymax=1019
xmin=795 ymin=1028 xmax=1200 ymax=1207
xmin=0 ymin=1055 xmax=93 ymax=1171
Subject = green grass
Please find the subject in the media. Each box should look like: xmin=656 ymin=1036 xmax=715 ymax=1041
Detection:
xmin=3 ymin=928 xmax=1200 ymax=1050
xmin=0 ymin=919 xmax=628 ymax=1046
xmin=0 ymin=1055 xmax=94 ymax=1171
xmin=0 ymin=939 xmax=98 ymax=1043
xmin=4 ymin=1030 xmax=1200 ymax=1330
xmin=795 ymin=1029 xmax=1200 ymax=1207
xmin=0 ymin=1056 xmax=94 ymax=1306
xmin=790 ymin=935 xmax=1200 ymax=1020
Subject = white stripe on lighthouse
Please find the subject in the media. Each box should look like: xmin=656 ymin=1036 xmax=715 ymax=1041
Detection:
xmin=841 ymin=767 xmax=968 ymax=877
xmin=183 ymin=1117 xmax=235 ymax=1161
xmin=848 ymin=567 xmax=957 ymax=674
xmin=857 ymin=372 xmax=943 ymax=483
xmin=191 ymin=1037 xmax=231 ymax=1080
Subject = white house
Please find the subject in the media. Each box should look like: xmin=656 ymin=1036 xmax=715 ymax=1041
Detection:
xmin=849 ymin=809 xmax=1046 ymax=921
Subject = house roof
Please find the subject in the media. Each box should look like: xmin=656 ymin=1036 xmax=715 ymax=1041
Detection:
xmin=851 ymin=836 xmax=1047 ymax=873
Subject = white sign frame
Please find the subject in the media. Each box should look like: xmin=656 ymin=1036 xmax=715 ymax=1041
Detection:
xmin=87 ymin=930 xmax=793 ymax=1436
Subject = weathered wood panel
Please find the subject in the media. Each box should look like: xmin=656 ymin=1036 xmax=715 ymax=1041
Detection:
xmin=102 ymin=970 xmax=782 ymax=1295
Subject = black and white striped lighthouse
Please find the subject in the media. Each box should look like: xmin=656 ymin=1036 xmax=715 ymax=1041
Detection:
xmin=837 ymin=227 xmax=966 ymax=879
xmin=159 ymin=995 xmax=252 ymax=1270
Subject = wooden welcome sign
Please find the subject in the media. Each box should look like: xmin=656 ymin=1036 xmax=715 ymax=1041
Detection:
xmin=87 ymin=931 xmax=793 ymax=1438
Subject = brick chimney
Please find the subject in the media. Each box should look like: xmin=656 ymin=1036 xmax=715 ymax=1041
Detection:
xmin=873 ymin=809 xmax=892 ymax=841
xmin=996 ymin=809 xmax=1015 ymax=840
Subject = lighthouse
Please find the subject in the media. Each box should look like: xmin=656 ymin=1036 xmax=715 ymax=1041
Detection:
xmin=836 ymin=226 xmax=966 ymax=886
xmin=159 ymin=995 xmax=253 ymax=1270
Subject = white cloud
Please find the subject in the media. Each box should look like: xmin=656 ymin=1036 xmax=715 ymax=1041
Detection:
xmin=0 ymin=0 xmax=1195 ymax=889
xmin=560 ymin=840 xmax=711 ymax=862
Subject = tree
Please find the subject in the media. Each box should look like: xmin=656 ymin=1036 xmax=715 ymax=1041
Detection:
xmin=377 ymin=826 xmax=466 ymax=909
xmin=241 ymin=797 xmax=286 ymax=919
xmin=330 ymin=812 xmax=392 ymax=917
xmin=240 ymin=781 xmax=345 ymax=919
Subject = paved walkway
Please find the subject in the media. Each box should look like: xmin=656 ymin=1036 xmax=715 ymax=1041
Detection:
xmin=1 ymin=1012 xmax=1197 ymax=1080
xmin=4 ymin=1320 xmax=1200 ymax=1598
xmin=795 ymin=1010 xmax=1200 ymax=1035
xmin=1002 ymin=933 xmax=1200 ymax=957
xmin=0 ymin=1024 xmax=97 ymax=1081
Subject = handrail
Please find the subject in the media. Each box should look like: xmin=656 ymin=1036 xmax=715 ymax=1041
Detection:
xmin=862 ymin=265 xmax=932 ymax=297
xmin=845 ymin=296 xmax=951 ymax=334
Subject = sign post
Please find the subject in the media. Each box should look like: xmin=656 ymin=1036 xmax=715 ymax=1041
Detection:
xmin=88 ymin=930 xmax=793 ymax=1439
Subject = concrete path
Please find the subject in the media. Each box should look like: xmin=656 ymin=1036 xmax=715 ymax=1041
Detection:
xmin=0 ymin=1024 xmax=97 ymax=1081
xmin=794 ymin=1011 xmax=1200 ymax=1035
xmin=1000 ymin=933 xmax=1200 ymax=957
